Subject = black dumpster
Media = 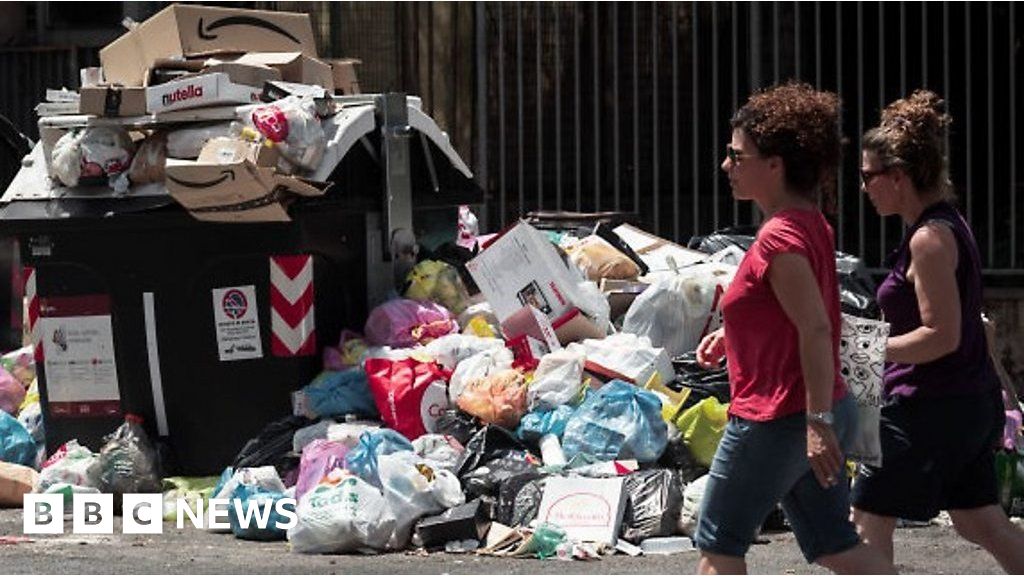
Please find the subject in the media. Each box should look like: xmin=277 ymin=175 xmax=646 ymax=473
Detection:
xmin=0 ymin=94 xmax=480 ymax=475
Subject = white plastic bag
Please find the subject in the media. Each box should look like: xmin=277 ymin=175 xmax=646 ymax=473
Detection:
xmin=571 ymin=280 xmax=612 ymax=335
xmin=677 ymin=474 xmax=709 ymax=537
xmin=422 ymin=334 xmax=505 ymax=371
xmin=51 ymin=127 xmax=134 ymax=187
xmin=528 ymin=348 xmax=586 ymax=410
xmin=448 ymin=347 xmax=514 ymax=402
xmin=622 ymin=263 xmax=736 ymax=357
xmin=412 ymin=434 xmax=465 ymax=472
xmin=839 ymin=313 xmax=890 ymax=466
xmin=288 ymin=472 xmax=396 ymax=554
xmin=377 ymin=451 xmax=465 ymax=549
xmin=35 ymin=440 xmax=100 ymax=493
xmin=567 ymin=333 xmax=674 ymax=386
xmin=246 ymin=96 xmax=325 ymax=172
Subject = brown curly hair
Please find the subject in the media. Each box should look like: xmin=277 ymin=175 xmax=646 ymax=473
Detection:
xmin=862 ymin=89 xmax=953 ymax=199
xmin=731 ymin=81 xmax=843 ymax=211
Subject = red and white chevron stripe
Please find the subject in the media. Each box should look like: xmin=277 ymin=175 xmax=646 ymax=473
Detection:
xmin=270 ymin=255 xmax=316 ymax=357
xmin=23 ymin=267 xmax=42 ymax=363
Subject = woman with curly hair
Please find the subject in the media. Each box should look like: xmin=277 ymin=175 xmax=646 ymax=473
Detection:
xmin=693 ymin=82 xmax=894 ymax=574
xmin=852 ymin=90 xmax=1024 ymax=572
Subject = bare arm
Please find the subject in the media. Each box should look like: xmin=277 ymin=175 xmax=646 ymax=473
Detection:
xmin=768 ymin=252 xmax=843 ymax=486
xmin=886 ymin=223 xmax=961 ymax=364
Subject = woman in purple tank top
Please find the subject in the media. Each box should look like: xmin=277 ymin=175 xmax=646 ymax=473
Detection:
xmin=851 ymin=90 xmax=1024 ymax=572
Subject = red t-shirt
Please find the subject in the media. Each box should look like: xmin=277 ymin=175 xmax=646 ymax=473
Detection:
xmin=721 ymin=208 xmax=845 ymax=421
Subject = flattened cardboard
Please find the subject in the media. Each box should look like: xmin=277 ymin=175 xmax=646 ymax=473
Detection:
xmin=200 ymin=61 xmax=282 ymax=87
xmin=101 ymin=4 xmax=317 ymax=87
xmin=79 ymin=85 xmax=147 ymax=117
xmin=146 ymin=72 xmax=262 ymax=113
xmin=233 ymin=52 xmax=334 ymax=91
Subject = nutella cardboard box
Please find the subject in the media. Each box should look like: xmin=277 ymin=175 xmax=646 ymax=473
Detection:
xmin=146 ymin=72 xmax=262 ymax=114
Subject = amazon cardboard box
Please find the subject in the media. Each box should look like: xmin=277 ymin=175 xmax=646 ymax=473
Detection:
xmin=164 ymin=139 xmax=329 ymax=223
xmin=79 ymin=85 xmax=148 ymax=117
xmin=329 ymin=58 xmax=362 ymax=94
xmin=233 ymin=52 xmax=334 ymax=91
xmin=101 ymin=4 xmax=317 ymax=87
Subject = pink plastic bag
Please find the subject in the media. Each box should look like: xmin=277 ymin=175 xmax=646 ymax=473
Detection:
xmin=295 ymin=439 xmax=350 ymax=504
xmin=0 ymin=367 xmax=25 ymax=416
xmin=364 ymin=299 xmax=458 ymax=348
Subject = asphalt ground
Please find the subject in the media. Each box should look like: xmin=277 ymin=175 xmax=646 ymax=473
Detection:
xmin=0 ymin=509 xmax=1017 ymax=574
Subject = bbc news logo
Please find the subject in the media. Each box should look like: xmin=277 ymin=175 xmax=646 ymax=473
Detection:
xmin=23 ymin=494 xmax=298 ymax=535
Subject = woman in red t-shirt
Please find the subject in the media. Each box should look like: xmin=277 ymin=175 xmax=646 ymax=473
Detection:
xmin=692 ymin=83 xmax=893 ymax=574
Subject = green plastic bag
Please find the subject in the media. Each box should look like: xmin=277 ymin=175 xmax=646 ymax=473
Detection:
xmin=162 ymin=476 xmax=220 ymax=521
xmin=673 ymin=397 xmax=729 ymax=467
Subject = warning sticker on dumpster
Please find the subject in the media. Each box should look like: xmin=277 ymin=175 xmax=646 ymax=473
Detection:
xmin=38 ymin=294 xmax=121 ymax=418
xmin=212 ymin=286 xmax=263 ymax=361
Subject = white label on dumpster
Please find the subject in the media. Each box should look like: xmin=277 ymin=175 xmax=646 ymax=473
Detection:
xmin=40 ymin=315 xmax=120 ymax=411
xmin=212 ymin=286 xmax=263 ymax=361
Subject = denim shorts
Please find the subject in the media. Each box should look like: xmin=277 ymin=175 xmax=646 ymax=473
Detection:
xmin=694 ymin=394 xmax=861 ymax=563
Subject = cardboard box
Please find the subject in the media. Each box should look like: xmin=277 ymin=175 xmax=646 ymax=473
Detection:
xmin=329 ymin=58 xmax=362 ymax=94
xmin=0 ymin=462 xmax=38 ymax=507
xmin=164 ymin=150 xmax=330 ymax=223
xmin=613 ymin=223 xmax=708 ymax=275
xmin=466 ymin=221 xmax=584 ymax=325
xmin=536 ymin=476 xmax=627 ymax=545
xmin=198 ymin=137 xmax=278 ymax=168
xmin=234 ymin=52 xmax=334 ymax=91
xmin=79 ymin=85 xmax=148 ymax=117
xmin=501 ymin=305 xmax=561 ymax=351
xmin=101 ymin=4 xmax=318 ymax=87
xmin=201 ymin=61 xmax=282 ymax=88
xmin=600 ymin=278 xmax=650 ymax=321
xmin=146 ymin=73 xmax=262 ymax=114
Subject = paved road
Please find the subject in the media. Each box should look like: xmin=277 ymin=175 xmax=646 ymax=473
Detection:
xmin=0 ymin=509 xmax=1013 ymax=574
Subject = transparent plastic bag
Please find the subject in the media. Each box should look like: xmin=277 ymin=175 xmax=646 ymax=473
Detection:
xmin=456 ymin=369 xmax=529 ymax=429
xmin=527 ymin=349 xmax=586 ymax=411
xmin=404 ymin=260 xmax=472 ymax=315
xmin=412 ymin=434 xmax=465 ymax=473
xmin=36 ymin=440 xmax=100 ymax=492
xmin=448 ymin=347 xmax=514 ymax=402
xmin=295 ymin=439 xmax=349 ymax=504
xmin=246 ymin=96 xmax=325 ymax=172
xmin=51 ymin=126 xmax=134 ymax=187
xmin=365 ymin=299 xmax=458 ymax=348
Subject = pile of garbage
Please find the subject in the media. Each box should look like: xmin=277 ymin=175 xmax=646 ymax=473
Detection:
xmin=26 ymin=4 xmax=362 ymax=223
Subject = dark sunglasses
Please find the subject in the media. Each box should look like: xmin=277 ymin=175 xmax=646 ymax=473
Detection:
xmin=726 ymin=144 xmax=756 ymax=164
xmin=860 ymin=168 xmax=889 ymax=185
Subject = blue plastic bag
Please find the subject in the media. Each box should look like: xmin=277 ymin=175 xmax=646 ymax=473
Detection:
xmin=229 ymin=484 xmax=294 ymax=541
xmin=516 ymin=404 xmax=575 ymax=442
xmin=344 ymin=429 xmax=413 ymax=488
xmin=302 ymin=368 xmax=379 ymax=419
xmin=561 ymin=380 xmax=668 ymax=463
xmin=0 ymin=410 xmax=36 ymax=467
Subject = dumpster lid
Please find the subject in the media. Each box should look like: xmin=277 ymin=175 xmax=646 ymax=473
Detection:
xmin=1 ymin=94 xmax=472 ymax=206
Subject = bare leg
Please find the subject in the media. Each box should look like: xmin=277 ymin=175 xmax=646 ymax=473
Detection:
xmin=852 ymin=507 xmax=898 ymax=565
xmin=697 ymin=551 xmax=747 ymax=575
xmin=816 ymin=542 xmax=898 ymax=574
xmin=949 ymin=505 xmax=1024 ymax=573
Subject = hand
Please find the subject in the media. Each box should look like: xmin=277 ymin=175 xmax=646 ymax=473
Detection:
xmin=696 ymin=328 xmax=726 ymax=369
xmin=806 ymin=420 xmax=844 ymax=489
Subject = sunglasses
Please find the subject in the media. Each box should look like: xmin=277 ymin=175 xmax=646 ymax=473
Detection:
xmin=860 ymin=168 xmax=889 ymax=185
xmin=726 ymin=144 xmax=756 ymax=164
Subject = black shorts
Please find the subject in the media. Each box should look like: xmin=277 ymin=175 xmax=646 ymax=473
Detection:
xmin=851 ymin=387 xmax=1004 ymax=521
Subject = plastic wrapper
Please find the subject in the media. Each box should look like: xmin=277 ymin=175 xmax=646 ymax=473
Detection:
xmin=246 ymin=96 xmax=325 ymax=171
xmin=344 ymin=429 xmax=414 ymax=489
xmin=412 ymin=434 xmax=465 ymax=473
xmin=422 ymin=333 xmax=505 ymax=372
xmin=377 ymin=451 xmax=465 ymax=549
xmin=404 ymin=260 xmax=472 ymax=315
xmin=565 ymin=235 xmax=641 ymax=282
xmin=128 ymin=131 xmax=167 ymax=184
xmin=35 ymin=440 xmax=100 ymax=492
xmin=527 ymin=349 xmax=586 ymax=411
xmin=561 ymin=380 xmax=668 ymax=463
xmin=364 ymin=298 xmax=459 ymax=348
xmin=295 ymin=439 xmax=349 ymax=504
xmin=0 ymin=411 xmax=35 ymax=468
xmin=90 ymin=415 xmax=162 ymax=503
xmin=51 ymin=126 xmax=134 ymax=187
xmin=622 ymin=263 xmax=735 ymax=358
xmin=300 ymin=368 xmax=378 ymax=420
xmin=619 ymin=469 xmax=684 ymax=544
xmin=449 ymin=347 xmax=514 ymax=402
xmin=456 ymin=369 xmax=529 ymax=430
xmin=0 ymin=366 xmax=25 ymax=416
xmin=288 ymin=471 xmax=396 ymax=554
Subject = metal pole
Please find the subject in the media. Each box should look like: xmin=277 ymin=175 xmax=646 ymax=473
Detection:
xmin=499 ymin=5 xmax=507 ymax=226
xmin=517 ymin=3 xmax=524 ymax=217
xmin=593 ymin=2 xmax=601 ymax=211
xmin=653 ymin=2 xmax=660 ymax=234
xmin=556 ymin=4 xmax=563 ymax=210
xmin=633 ymin=1 xmax=640 ymax=216
xmin=692 ymin=1 xmax=700 ymax=238
xmin=673 ymin=2 xmax=680 ymax=239
xmin=575 ymin=4 xmax=581 ymax=211
xmin=536 ymin=2 xmax=543 ymax=211
xmin=474 ymin=3 xmax=489 ymax=230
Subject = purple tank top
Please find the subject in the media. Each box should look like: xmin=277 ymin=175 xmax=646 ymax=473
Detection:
xmin=876 ymin=201 xmax=998 ymax=399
